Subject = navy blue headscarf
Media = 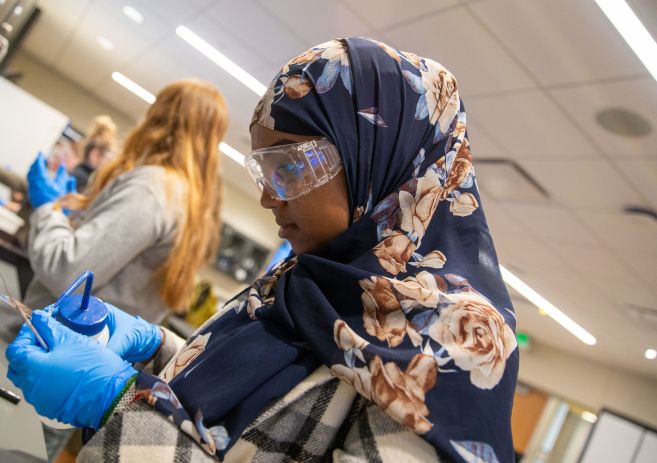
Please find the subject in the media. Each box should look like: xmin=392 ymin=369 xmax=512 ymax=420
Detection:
xmin=136 ymin=38 xmax=518 ymax=462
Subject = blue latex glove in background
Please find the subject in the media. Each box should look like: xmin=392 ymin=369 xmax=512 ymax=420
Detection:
xmin=105 ymin=303 xmax=163 ymax=363
xmin=5 ymin=311 xmax=137 ymax=429
xmin=27 ymin=152 xmax=77 ymax=208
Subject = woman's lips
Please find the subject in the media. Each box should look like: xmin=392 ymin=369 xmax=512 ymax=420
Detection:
xmin=278 ymin=223 xmax=297 ymax=239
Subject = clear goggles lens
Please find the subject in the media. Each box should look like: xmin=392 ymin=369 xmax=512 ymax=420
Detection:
xmin=245 ymin=139 xmax=342 ymax=201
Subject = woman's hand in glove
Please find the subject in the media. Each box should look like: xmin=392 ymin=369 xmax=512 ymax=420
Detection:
xmin=105 ymin=303 xmax=163 ymax=364
xmin=5 ymin=310 xmax=137 ymax=429
xmin=27 ymin=152 xmax=76 ymax=208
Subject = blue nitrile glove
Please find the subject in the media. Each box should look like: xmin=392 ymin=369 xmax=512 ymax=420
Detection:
xmin=27 ymin=152 xmax=74 ymax=208
xmin=5 ymin=311 xmax=137 ymax=429
xmin=105 ymin=303 xmax=163 ymax=363
xmin=64 ymin=175 xmax=77 ymax=194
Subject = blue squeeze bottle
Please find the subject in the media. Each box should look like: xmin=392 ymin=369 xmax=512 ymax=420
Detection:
xmin=41 ymin=271 xmax=110 ymax=429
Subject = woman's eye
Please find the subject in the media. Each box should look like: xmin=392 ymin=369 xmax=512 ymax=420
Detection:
xmin=275 ymin=163 xmax=296 ymax=177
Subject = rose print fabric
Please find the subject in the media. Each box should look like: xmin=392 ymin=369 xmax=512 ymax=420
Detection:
xmin=134 ymin=38 xmax=518 ymax=462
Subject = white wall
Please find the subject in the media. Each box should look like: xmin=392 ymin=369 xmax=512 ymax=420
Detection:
xmin=519 ymin=342 xmax=657 ymax=429
xmin=6 ymin=50 xmax=135 ymax=137
xmin=0 ymin=76 xmax=69 ymax=174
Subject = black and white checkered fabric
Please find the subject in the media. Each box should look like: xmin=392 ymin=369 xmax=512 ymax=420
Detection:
xmin=78 ymin=366 xmax=446 ymax=462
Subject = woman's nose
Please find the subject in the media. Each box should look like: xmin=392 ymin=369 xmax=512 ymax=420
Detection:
xmin=259 ymin=190 xmax=285 ymax=209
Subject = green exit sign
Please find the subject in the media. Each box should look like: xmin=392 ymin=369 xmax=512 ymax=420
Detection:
xmin=517 ymin=332 xmax=531 ymax=350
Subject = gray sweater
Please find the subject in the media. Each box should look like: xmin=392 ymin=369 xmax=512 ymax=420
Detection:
xmin=24 ymin=166 xmax=185 ymax=323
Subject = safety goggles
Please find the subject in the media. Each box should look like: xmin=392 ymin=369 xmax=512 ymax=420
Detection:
xmin=245 ymin=139 xmax=342 ymax=201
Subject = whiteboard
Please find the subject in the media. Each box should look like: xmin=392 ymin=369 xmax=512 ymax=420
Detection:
xmin=634 ymin=431 xmax=657 ymax=463
xmin=0 ymin=77 xmax=69 ymax=175
xmin=580 ymin=412 xmax=645 ymax=463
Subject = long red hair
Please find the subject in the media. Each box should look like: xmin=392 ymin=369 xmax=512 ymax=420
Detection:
xmin=63 ymin=80 xmax=228 ymax=312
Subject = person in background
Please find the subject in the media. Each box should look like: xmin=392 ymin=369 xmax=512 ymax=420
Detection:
xmin=47 ymin=136 xmax=81 ymax=176
xmin=8 ymin=39 xmax=518 ymax=463
xmin=23 ymin=79 xmax=228 ymax=324
xmin=70 ymin=115 xmax=117 ymax=191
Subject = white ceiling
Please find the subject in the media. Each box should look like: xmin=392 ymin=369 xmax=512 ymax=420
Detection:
xmin=17 ymin=0 xmax=657 ymax=380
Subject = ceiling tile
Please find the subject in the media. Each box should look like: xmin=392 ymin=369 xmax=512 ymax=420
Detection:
xmin=466 ymin=91 xmax=600 ymax=159
xmin=576 ymin=210 xmax=657 ymax=256
xmin=53 ymin=39 xmax=120 ymax=92
xmin=467 ymin=114 xmax=509 ymax=159
xmin=617 ymin=250 xmax=657 ymax=294
xmin=512 ymin=297 xmax=619 ymax=371
xmin=175 ymin=14 xmax=270 ymax=86
xmin=22 ymin=0 xmax=92 ymax=66
xmin=520 ymin=159 xmax=647 ymax=211
xmin=468 ymin=0 xmax=648 ymax=86
xmin=204 ymin=0 xmax=305 ymax=68
xmin=493 ymin=231 xmax=566 ymax=272
xmin=257 ymin=0 xmax=372 ymax=48
xmin=547 ymin=242 xmax=657 ymax=309
xmin=187 ymin=0 xmax=219 ymax=10
xmin=476 ymin=162 xmax=548 ymax=202
xmin=341 ymin=0 xmax=458 ymax=30
xmin=504 ymin=203 xmax=602 ymax=246
xmin=120 ymin=36 xmax=261 ymax=130
xmin=51 ymin=1 xmax=173 ymax=90
xmin=252 ymin=64 xmax=279 ymax=87
xmin=550 ymin=77 xmax=657 ymax=158
xmin=92 ymin=77 xmax=150 ymax=121
xmin=628 ymin=0 xmax=657 ymax=45
xmin=129 ymin=0 xmax=202 ymax=27
xmin=478 ymin=198 xmax=526 ymax=237
xmin=506 ymin=264 xmax=613 ymax=341
xmin=612 ymin=158 xmax=657 ymax=211
xmin=383 ymin=7 xmax=536 ymax=95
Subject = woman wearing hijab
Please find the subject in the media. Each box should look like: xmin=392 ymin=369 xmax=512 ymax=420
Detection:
xmin=7 ymin=38 xmax=518 ymax=463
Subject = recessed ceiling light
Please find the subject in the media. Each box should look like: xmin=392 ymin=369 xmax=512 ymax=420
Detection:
xmin=13 ymin=5 xmax=23 ymax=16
xmin=96 ymin=36 xmax=114 ymax=51
xmin=122 ymin=5 xmax=144 ymax=24
xmin=176 ymin=25 xmax=266 ymax=96
xmin=499 ymin=265 xmax=597 ymax=346
xmin=645 ymin=348 xmax=657 ymax=360
xmin=111 ymin=72 xmax=155 ymax=104
xmin=596 ymin=108 xmax=652 ymax=137
xmin=594 ymin=0 xmax=657 ymax=83
xmin=219 ymin=142 xmax=245 ymax=166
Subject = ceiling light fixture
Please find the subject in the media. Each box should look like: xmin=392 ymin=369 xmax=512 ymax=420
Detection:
xmin=581 ymin=411 xmax=598 ymax=424
xmin=110 ymin=73 xmax=246 ymax=166
xmin=97 ymin=36 xmax=115 ymax=51
xmin=175 ymin=25 xmax=266 ymax=96
xmin=111 ymin=72 xmax=155 ymax=104
xmin=499 ymin=265 xmax=597 ymax=346
xmin=594 ymin=0 xmax=657 ymax=83
xmin=645 ymin=348 xmax=657 ymax=360
xmin=122 ymin=5 xmax=144 ymax=24
xmin=219 ymin=142 xmax=245 ymax=166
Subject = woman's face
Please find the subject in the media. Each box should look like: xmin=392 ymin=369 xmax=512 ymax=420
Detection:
xmin=251 ymin=123 xmax=350 ymax=255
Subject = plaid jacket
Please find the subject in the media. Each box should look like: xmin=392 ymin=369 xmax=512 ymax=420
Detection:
xmin=78 ymin=361 xmax=446 ymax=462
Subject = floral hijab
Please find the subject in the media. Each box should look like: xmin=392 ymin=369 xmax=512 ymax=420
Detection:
xmin=142 ymin=38 xmax=518 ymax=462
